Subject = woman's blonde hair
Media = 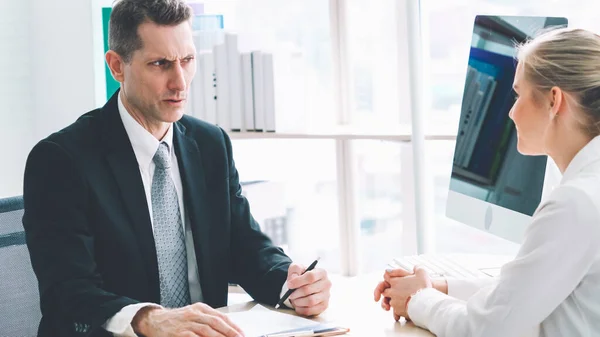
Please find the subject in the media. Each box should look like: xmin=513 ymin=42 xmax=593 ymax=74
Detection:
xmin=517 ymin=28 xmax=600 ymax=136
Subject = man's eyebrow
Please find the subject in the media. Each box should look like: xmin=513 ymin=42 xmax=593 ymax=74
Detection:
xmin=145 ymin=57 xmax=170 ymax=64
xmin=148 ymin=54 xmax=195 ymax=61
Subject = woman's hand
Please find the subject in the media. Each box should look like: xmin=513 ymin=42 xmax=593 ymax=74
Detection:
xmin=374 ymin=268 xmax=412 ymax=320
xmin=382 ymin=266 xmax=432 ymax=321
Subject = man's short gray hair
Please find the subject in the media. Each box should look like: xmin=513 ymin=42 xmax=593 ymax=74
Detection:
xmin=108 ymin=0 xmax=192 ymax=63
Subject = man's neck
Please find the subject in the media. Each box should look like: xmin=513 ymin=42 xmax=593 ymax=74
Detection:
xmin=120 ymin=91 xmax=170 ymax=141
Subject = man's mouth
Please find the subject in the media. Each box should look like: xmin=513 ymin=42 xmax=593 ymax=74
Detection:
xmin=165 ymin=98 xmax=185 ymax=104
xmin=164 ymin=98 xmax=186 ymax=107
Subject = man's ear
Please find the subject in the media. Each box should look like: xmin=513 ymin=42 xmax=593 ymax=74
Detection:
xmin=105 ymin=50 xmax=125 ymax=83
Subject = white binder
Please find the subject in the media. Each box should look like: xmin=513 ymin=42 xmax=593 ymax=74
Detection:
xmin=213 ymin=43 xmax=231 ymax=130
xmin=241 ymin=53 xmax=255 ymax=131
xmin=263 ymin=53 xmax=276 ymax=132
xmin=226 ymin=33 xmax=243 ymax=131
xmin=251 ymin=51 xmax=265 ymax=132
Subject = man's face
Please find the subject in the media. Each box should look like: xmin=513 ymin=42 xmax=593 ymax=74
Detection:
xmin=121 ymin=20 xmax=196 ymax=125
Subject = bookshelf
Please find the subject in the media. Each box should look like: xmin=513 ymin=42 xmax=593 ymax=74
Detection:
xmin=227 ymin=125 xmax=456 ymax=142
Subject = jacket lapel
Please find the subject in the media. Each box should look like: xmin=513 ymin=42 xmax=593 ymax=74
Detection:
xmin=172 ymin=123 xmax=218 ymax=306
xmin=101 ymin=91 xmax=160 ymax=302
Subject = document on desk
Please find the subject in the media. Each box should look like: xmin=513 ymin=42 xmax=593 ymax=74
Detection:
xmin=226 ymin=304 xmax=320 ymax=337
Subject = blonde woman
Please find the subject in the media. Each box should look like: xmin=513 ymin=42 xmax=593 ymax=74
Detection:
xmin=374 ymin=28 xmax=600 ymax=336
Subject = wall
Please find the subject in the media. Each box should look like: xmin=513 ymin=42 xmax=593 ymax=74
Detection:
xmin=0 ymin=0 xmax=98 ymax=197
xmin=0 ymin=0 xmax=34 ymax=197
xmin=30 ymin=0 xmax=97 ymax=140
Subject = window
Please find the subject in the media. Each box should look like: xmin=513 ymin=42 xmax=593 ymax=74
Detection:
xmin=199 ymin=0 xmax=343 ymax=272
xmin=353 ymin=140 xmax=405 ymax=273
xmin=232 ymin=139 xmax=342 ymax=273
xmin=346 ymin=0 xmax=409 ymax=126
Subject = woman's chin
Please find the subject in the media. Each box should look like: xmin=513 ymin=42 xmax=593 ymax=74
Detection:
xmin=517 ymin=139 xmax=544 ymax=156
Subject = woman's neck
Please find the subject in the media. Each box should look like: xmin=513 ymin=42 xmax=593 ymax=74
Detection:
xmin=548 ymin=131 xmax=593 ymax=174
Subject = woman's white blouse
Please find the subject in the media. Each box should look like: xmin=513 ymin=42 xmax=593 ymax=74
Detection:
xmin=408 ymin=136 xmax=600 ymax=337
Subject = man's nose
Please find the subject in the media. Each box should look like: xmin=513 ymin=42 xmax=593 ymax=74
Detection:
xmin=168 ymin=63 xmax=187 ymax=92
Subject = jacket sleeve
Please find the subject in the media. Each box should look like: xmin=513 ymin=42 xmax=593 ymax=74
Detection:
xmin=23 ymin=140 xmax=139 ymax=336
xmin=220 ymin=129 xmax=292 ymax=305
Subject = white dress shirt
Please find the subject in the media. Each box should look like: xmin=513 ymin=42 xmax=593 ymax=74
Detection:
xmin=408 ymin=136 xmax=600 ymax=337
xmin=103 ymin=93 xmax=291 ymax=336
xmin=103 ymin=93 xmax=203 ymax=336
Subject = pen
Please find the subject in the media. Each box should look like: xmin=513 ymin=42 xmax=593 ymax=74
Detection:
xmin=265 ymin=329 xmax=314 ymax=337
xmin=275 ymin=257 xmax=320 ymax=309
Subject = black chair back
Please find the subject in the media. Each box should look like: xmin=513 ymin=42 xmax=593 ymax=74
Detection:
xmin=0 ymin=196 xmax=41 ymax=337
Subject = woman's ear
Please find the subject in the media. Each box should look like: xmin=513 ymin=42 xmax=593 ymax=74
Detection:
xmin=549 ymin=86 xmax=563 ymax=117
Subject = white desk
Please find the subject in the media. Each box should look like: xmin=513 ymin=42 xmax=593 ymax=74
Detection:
xmin=222 ymin=273 xmax=434 ymax=337
xmin=221 ymin=254 xmax=514 ymax=336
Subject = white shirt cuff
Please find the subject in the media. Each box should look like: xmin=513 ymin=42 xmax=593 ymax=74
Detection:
xmin=407 ymin=287 xmax=452 ymax=330
xmin=280 ymin=283 xmax=294 ymax=309
xmin=447 ymin=277 xmax=495 ymax=301
xmin=102 ymin=303 xmax=162 ymax=337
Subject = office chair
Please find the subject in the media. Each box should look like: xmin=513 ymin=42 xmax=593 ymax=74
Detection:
xmin=0 ymin=195 xmax=41 ymax=337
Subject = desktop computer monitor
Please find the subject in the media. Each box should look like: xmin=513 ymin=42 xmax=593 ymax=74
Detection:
xmin=446 ymin=15 xmax=568 ymax=244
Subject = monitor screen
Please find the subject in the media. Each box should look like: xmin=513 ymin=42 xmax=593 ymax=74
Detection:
xmin=446 ymin=15 xmax=568 ymax=244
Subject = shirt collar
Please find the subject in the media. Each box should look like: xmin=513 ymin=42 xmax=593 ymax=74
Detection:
xmin=118 ymin=92 xmax=174 ymax=170
xmin=561 ymin=135 xmax=600 ymax=183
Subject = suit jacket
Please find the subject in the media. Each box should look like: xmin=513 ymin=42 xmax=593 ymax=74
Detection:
xmin=22 ymin=91 xmax=292 ymax=337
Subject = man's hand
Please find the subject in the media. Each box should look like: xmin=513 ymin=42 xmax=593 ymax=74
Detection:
xmin=382 ymin=266 xmax=432 ymax=321
xmin=286 ymin=263 xmax=332 ymax=317
xmin=132 ymin=302 xmax=245 ymax=337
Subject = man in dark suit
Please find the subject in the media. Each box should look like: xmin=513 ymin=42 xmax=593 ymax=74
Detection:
xmin=22 ymin=1 xmax=331 ymax=336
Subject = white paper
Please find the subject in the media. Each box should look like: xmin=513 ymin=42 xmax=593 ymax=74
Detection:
xmin=227 ymin=304 xmax=317 ymax=337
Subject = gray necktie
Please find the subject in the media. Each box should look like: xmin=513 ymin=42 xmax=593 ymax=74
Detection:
xmin=151 ymin=142 xmax=191 ymax=308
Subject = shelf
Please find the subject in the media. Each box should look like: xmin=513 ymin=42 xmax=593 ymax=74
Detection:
xmin=227 ymin=125 xmax=457 ymax=142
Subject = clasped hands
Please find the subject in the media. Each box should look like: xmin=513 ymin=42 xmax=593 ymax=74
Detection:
xmin=373 ymin=266 xmax=434 ymax=322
